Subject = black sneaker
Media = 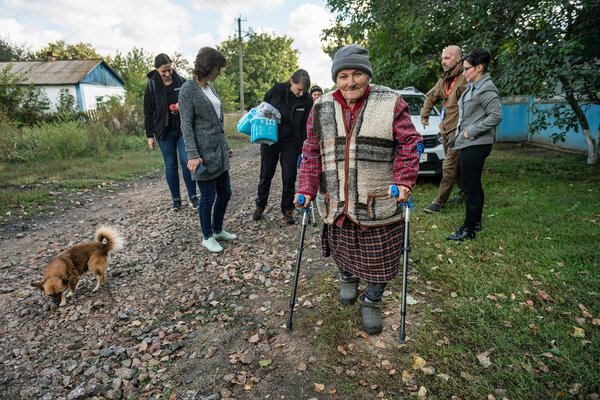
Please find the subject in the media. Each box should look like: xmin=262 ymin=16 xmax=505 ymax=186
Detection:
xmin=252 ymin=206 xmax=264 ymax=221
xmin=423 ymin=202 xmax=442 ymax=213
xmin=189 ymin=196 xmax=200 ymax=210
xmin=171 ymin=199 xmax=182 ymax=211
xmin=282 ymin=210 xmax=295 ymax=225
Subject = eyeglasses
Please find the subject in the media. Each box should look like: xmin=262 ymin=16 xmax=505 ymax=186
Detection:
xmin=463 ymin=66 xmax=475 ymax=72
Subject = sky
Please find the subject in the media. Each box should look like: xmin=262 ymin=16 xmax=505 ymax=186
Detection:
xmin=0 ymin=0 xmax=338 ymax=88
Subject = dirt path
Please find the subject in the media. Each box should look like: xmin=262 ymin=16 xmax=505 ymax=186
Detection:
xmin=0 ymin=144 xmax=353 ymax=400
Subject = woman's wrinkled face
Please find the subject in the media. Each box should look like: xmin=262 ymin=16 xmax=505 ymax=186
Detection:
xmin=336 ymin=69 xmax=369 ymax=104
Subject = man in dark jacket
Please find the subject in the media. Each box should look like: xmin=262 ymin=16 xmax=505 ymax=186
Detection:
xmin=252 ymin=69 xmax=313 ymax=224
xmin=144 ymin=53 xmax=198 ymax=211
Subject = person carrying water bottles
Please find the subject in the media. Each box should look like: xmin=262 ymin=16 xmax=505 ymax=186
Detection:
xmin=294 ymin=44 xmax=422 ymax=335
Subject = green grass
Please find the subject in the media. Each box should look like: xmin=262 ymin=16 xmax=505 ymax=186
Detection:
xmin=310 ymin=144 xmax=600 ymax=399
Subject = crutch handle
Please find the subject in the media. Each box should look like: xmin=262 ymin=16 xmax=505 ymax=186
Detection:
xmin=389 ymin=185 xmax=413 ymax=209
xmin=297 ymin=194 xmax=306 ymax=206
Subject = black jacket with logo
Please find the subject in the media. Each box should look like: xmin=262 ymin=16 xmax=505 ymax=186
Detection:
xmin=143 ymin=69 xmax=186 ymax=140
xmin=264 ymin=82 xmax=313 ymax=152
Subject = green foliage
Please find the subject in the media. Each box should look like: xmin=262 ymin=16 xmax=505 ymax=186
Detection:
xmin=35 ymin=40 xmax=101 ymax=60
xmin=0 ymin=36 xmax=34 ymax=61
xmin=91 ymin=96 xmax=145 ymax=136
xmin=213 ymin=73 xmax=239 ymax=112
xmin=218 ymin=32 xmax=299 ymax=108
xmin=324 ymin=0 xmax=600 ymax=163
xmin=0 ymin=64 xmax=51 ymax=126
xmin=107 ymin=48 xmax=154 ymax=104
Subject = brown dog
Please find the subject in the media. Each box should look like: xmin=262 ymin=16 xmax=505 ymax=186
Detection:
xmin=31 ymin=226 xmax=124 ymax=306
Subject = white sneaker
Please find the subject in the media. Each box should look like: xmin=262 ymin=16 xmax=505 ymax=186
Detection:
xmin=213 ymin=230 xmax=237 ymax=241
xmin=201 ymin=236 xmax=223 ymax=253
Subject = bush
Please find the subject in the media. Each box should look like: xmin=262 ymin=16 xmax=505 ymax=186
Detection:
xmin=91 ymin=96 xmax=144 ymax=136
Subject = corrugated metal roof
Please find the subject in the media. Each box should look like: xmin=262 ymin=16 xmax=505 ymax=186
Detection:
xmin=0 ymin=59 xmax=117 ymax=85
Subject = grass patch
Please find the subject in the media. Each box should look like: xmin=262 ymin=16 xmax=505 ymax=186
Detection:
xmin=309 ymin=143 xmax=600 ymax=399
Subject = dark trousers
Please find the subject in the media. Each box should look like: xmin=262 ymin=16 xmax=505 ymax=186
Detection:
xmin=255 ymin=141 xmax=299 ymax=212
xmin=197 ymin=171 xmax=232 ymax=239
xmin=460 ymin=144 xmax=492 ymax=231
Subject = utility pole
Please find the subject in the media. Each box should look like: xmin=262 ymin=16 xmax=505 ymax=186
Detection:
xmin=237 ymin=16 xmax=246 ymax=112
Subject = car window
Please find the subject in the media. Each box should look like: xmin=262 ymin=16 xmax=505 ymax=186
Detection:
xmin=402 ymin=94 xmax=439 ymax=116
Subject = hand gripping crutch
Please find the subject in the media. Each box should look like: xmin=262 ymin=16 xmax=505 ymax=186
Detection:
xmin=286 ymin=194 xmax=309 ymax=331
xmin=390 ymin=185 xmax=413 ymax=343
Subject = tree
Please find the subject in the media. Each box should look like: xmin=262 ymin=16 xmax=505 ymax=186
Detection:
xmin=35 ymin=40 xmax=101 ymax=60
xmin=218 ymin=32 xmax=299 ymax=108
xmin=0 ymin=64 xmax=50 ymax=125
xmin=0 ymin=36 xmax=34 ymax=61
xmin=107 ymin=48 xmax=154 ymax=104
xmin=213 ymin=73 xmax=239 ymax=113
xmin=494 ymin=0 xmax=599 ymax=164
xmin=323 ymin=0 xmax=600 ymax=164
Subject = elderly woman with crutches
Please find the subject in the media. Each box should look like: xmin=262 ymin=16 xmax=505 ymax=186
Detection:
xmin=294 ymin=44 xmax=422 ymax=335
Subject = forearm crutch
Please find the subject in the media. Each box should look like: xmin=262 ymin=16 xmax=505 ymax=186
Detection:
xmin=286 ymin=194 xmax=309 ymax=331
xmin=390 ymin=185 xmax=413 ymax=344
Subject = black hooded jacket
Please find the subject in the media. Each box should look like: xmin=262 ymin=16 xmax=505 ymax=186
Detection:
xmin=263 ymin=82 xmax=313 ymax=152
xmin=143 ymin=69 xmax=186 ymax=140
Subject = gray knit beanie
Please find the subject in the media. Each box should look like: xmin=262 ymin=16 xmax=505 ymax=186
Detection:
xmin=331 ymin=44 xmax=372 ymax=82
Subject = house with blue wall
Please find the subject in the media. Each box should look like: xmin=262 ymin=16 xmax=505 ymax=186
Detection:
xmin=0 ymin=56 xmax=125 ymax=112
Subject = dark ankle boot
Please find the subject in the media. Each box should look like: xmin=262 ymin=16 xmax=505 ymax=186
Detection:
xmin=339 ymin=274 xmax=359 ymax=305
xmin=359 ymin=294 xmax=383 ymax=334
xmin=446 ymin=226 xmax=476 ymax=241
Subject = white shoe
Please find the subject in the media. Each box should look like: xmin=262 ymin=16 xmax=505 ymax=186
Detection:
xmin=213 ymin=230 xmax=237 ymax=241
xmin=201 ymin=236 xmax=223 ymax=253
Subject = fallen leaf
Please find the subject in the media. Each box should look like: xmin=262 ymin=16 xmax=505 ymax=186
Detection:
xmin=297 ymin=362 xmax=307 ymax=371
xmin=529 ymin=324 xmax=538 ymax=335
xmin=337 ymin=345 xmax=347 ymax=356
xmin=313 ymin=383 xmax=325 ymax=392
xmin=402 ymin=370 xmax=412 ymax=383
xmin=412 ymin=356 xmax=426 ymax=370
xmin=204 ymin=346 xmax=217 ymax=359
xmin=477 ymin=352 xmax=492 ymax=368
xmin=258 ymin=359 xmax=272 ymax=367
xmin=406 ymin=295 xmax=418 ymax=305
xmin=572 ymin=326 xmax=585 ymax=338
xmin=138 ymin=341 xmax=148 ymax=352
xmin=249 ymin=333 xmax=260 ymax=344
xmin=536 ymin=290 xmax=555 ymax=302
xmin=418 ymin=386 xmax=428 ymax=397
xmin=328 ymin=387 xmax=337 ymax=394
xmin=381 ymin=360 xmax=393 ymax=370
xmin=375 ymin=340 xmax=386 ymax=349
xmin=592 ymin=318 xmax=600 ymax=326
xmin=421 ymin=366 xmax=436 ymax=375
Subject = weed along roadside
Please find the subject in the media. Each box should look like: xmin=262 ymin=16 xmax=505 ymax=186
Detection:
xmin=0 ymin=143 xmax=598 ymax=399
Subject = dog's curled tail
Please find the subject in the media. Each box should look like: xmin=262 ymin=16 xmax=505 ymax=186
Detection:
xmin=94 ymin=226 xmax=125 ymax=252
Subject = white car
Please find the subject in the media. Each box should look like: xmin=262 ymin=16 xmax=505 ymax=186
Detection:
xmin=398 ymin=87 xmax=444 ymax=176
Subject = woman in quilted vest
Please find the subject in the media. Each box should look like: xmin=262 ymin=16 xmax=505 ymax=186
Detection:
xmin=295 ymin=44 xmax=422 ymax=335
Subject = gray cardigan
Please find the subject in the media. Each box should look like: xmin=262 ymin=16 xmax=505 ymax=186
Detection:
xmin=179 ymin=80 xmax=230 ymax=181
xmin=451 ymin=73 xmax=503 ymax=150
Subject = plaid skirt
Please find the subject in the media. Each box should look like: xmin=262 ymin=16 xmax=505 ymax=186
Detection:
xmin=322 ymin=218 xmax=405 ymax=283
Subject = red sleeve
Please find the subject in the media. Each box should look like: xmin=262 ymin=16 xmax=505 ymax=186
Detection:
xmin=297 ymin=108 xmax=321 ymax=198
xmin=392 ymin=97 xmax=422 ymax=191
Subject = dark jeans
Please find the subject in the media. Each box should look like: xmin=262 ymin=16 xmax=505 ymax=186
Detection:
xmin=157 ymin=129 xmax=196 ymax=201
xmin=197 ymin=171 xmax=232 ymax=239
xmin=460 ymin=144 xmax=492 ymax=231
xmin=255 ymin=141 xmax=299 ymax=212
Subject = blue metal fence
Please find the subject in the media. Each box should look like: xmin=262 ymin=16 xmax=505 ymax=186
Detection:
xmin=496 ymin=96 xmax=600 ymax=152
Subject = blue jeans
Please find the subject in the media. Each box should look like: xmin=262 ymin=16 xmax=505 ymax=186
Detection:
xmin=197 ymin=171 xmax=232 ymax=239
xmin=157 ymin=130 xmax=196 ymax=201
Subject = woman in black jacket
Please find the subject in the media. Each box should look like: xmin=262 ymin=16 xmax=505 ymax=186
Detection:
xmin=252 ymin=69 xmax=313 ymax=224
xmin=144 ymin=53 xmax=198 ymax=211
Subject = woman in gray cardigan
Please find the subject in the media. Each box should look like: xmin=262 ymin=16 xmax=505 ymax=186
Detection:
xmin=180 ymin=47 xmax=236 ymax=253
xmin=447 ymin=48 xmax=502 ymax=241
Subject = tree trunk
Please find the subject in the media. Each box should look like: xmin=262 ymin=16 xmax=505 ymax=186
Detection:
xmin=583 ymin=126 xmax=599 ymax=165
xmin=559 ymin=76 xmax=598 ymax=165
